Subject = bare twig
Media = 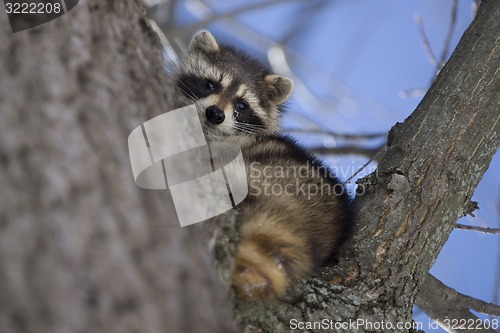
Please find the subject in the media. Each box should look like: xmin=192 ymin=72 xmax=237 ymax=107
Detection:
xmin=407 ymin=1 xmax=461 ymax=98
xmin=438 ymin=0 xmax=458 ymax=69
xmin=266 ymin=45 xmax=337 ymax=115
xmin=399 ymin=87 xmax=428 ymax=99
xmin=414 ymin=13 xmax=438 ymax=67
xmin=176 ymin=0 xmax=304 ymax=38
xmin=284 ymin=128 xmax=387 ymax=140
xmin=307 ymin=144 xmax=384 ymax=158
xmin=455 ymin=223 xmax=500 ymax=234
xmin=472 ymin=0 xmax=480 ymax=18
xmin=343 ymin=145 xmax=386 ymax=185
xmin=145 ymin=18 xmax=180 ymax=63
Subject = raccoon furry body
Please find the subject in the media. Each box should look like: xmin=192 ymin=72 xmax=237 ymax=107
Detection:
xmin=233 ymin=135 xmax=352 ymax=299
xmin=175 ymin=31 xmax=353 ymax=300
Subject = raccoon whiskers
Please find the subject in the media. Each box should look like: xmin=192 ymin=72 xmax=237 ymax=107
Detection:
xmin=235 ymin=122 xmax=267 ymax=130
xmin=204 ymin=130 xmax=220 ymax=140
xmin=176 ymin=79 xmax=199 ymax=102
xmin=233 ymin=122 xmax=266 ymax=135
xmin=233 ymin=125 xmax=257 ymax=135
xmin=235 ymin=120 xmax=267 ymax=128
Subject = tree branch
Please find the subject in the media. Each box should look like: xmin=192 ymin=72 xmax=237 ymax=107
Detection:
xmin=416 ymin=274 xmax=500 ymax=332
xmin=455 ymin=223 xmax=500 ymax=234
xmin=353 ymin=0 xmax=500 ymax=318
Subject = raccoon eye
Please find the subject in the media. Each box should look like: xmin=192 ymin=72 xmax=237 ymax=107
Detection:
xmin=236 ymin=101 xmax=248 ymax=111
xmin=205 ymin=80 xmax=216 ymax=91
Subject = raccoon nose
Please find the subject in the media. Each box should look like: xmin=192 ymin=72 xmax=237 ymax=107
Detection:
xmin=206 ymin=106 xmax=225 ymax=125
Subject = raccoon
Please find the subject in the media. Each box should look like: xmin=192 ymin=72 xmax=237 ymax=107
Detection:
xmin=175 ymin=31 xmax=353 ymax=300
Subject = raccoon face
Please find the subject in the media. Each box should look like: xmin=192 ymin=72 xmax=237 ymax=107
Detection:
xmin=176 ymin=30 xmax=293 ymax=137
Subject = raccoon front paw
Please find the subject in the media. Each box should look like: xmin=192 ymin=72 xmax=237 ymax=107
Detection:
xmin=231 ymin=254 xmax=288 ymax=300
xmin=232 ymin=264 xmax=272 ymax=300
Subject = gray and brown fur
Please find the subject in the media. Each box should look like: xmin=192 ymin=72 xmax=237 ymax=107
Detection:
xmin=175 ymin=31 xmax=353 ymax=301
xmin=175 ymin=30 xmax=292 ymax=138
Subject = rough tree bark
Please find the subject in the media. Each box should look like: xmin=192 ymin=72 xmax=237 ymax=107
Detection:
xmin=0 ymin=1 xmax=498 ymax=333
xmin=0 ymin=1 xmax=237 ymax=333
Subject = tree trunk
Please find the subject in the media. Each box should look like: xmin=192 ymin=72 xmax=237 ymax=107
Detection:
xmin=0 ymin=1 xmax=237 ymax=333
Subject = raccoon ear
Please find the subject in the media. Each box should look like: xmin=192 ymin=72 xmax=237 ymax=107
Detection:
xmin=189 ymin=30 xmax=219 ymax=53
xmin=265 ymin=75 xmax=293 ymax=104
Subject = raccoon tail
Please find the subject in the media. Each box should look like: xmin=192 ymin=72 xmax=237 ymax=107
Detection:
xmin=231 ymin=212 xmax=313 ymax=300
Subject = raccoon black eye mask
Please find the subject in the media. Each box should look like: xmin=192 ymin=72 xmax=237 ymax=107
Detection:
xmin=175 ymin=30 xmax=354 ymax=301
